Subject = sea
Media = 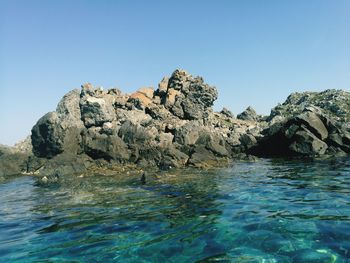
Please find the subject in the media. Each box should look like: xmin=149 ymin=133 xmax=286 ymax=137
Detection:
xmin=1 ymin=158 xmax=350 ymax=262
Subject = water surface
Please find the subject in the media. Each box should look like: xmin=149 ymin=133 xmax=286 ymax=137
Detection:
xmin=1 ymin=158 xmax=350 ymax=262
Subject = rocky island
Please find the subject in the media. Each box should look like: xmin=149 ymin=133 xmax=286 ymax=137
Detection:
xmin=1 ymin=69 xmax=350 ymax=177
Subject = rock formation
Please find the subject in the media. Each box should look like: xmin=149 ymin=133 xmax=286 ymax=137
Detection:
xmin=1 ymin=70 xmax=350 ymax=177
xmin=251 ymin=106 xmax=350 ymax=157
xmin=26 ymin=69 xmax=259 ymax=174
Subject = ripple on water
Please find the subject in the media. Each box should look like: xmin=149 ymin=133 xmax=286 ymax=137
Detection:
xmin=0 ymin=158 xmax=350 ymax=261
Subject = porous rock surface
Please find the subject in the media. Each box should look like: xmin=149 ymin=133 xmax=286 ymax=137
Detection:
xmin=1 ymin=70 xmax=350 ymax=177
xmin=26 ymin=69 xmax=260 ymax=175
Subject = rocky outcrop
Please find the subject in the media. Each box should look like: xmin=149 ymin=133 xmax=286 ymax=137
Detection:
xmin=250 ymin=106 xmax=350 ymax=157
xmin=1 ymin=70 xmax=350 ymax=177
xmin=161 ymin=69 xmax=218 ymax=120
xmin=26 ymin=69 xmax=256 ymax=174
xmin=31 ymin=89 xmax=84 ymax=158
xmin=268 ymin=89 xmax=350 ymax=123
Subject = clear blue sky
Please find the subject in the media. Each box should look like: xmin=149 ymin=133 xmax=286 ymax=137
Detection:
xmin=0 ymin=0 xmax=349 ymax=145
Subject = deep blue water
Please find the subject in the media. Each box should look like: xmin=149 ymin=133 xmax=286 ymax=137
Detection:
xmin=1 ymin=158 xmax=350 ymax=262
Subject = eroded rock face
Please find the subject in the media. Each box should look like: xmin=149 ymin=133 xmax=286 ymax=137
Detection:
xmin=31 ymin=112 xmax=64 ymax=158
xmin=268 ymin=89 xmax=350 ymax=123
xmin=31 ymin=89 xmax=84 ymax=158
xmin=24 ymin=69 xmax=350 ymax=176
xmin=29 ymin=69 xmax=254 ymax=171
xmin=250 ymin=107 xmax=350 ymax=157
xmin=162 ymin=69 xmax=218 ymax=120
xmin=237 ymin=106 xmax=258 ymax=121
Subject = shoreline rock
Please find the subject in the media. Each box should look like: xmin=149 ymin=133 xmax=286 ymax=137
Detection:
xmin=1 ymin=70 xmax=350 ymax=177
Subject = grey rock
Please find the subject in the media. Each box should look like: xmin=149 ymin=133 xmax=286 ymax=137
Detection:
xmin=159 ymin=146 xmax=189 ymax=169
xmin=31 ymin=112 xmax=64 ymax=158
xmin=174 ymin=122 xmax=204 ymax=146
xmin=250 ymin=109 xmax=333 ymax=157
xmin=25 ymin=69 xmax=350 ymax=174
xmin=80 ymin=96 xmax=115 ymax=127
xmin=161 ymin=69 xmax=218 ymax=120
xmin=237 ymin=106 xmax=258 ymax=121
xmin=0 ymin=152 xmax=29 ymax=176
xmin=196 ymin=132 xmax=229 ymax=157
xmin=288 ymin=127 xmax=328 ymax=155
xmin=82 ymin=128 xmax=130 ymax=161
xmin=220 ymin=107 xmax=234 ymax=118
xmin=239 ymin=133 xmax=257 ymax=149
xmin=294 ymin=111 xmax=328 ymax=140
xmin=268 ymin=89 xmax=350 ymax=122
xmin=12 ymin=136 xmax=33 ymax=154
xmin=32 ymin=88 xmax=84 ymax=158
xmin=118 ymin=121 xmax=157 ymax=145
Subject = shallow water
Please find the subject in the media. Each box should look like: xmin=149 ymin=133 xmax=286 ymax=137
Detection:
xmin=1 ymin=158 xmax=350 ymax=262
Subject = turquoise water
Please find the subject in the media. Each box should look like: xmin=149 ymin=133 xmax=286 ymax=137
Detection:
xmin=1 ymin=159 xmax=350 ymax=262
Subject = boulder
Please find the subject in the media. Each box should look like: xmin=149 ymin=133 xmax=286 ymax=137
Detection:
xmin=289 ymin=128 xmax=328 ymax=155
xmin=159 ymin=146 xmax=189 ymax=169
xmin=32 ymin=89 xmax=84 ymax=158
xmin=82 ymin=128 xmax=130 ymax=161
xmin=237 ymin=106 xmax=258 ymax=121
xmin=161 ymin=69 xmax=218 ymax=120
xmin=80 ymin=96 xmax=115 ymax=127
xmin=31 ymin=112 xmax=64 ymax=158
xmin=250 ymin=108 xmax=334 ymax=157
xmin=268 ymin=89 xmax=350 ymax=122
xmin=220 ymin=107 xmax=234 ymax=118
xmin=294 ymin=111 xmax=328 ymax=140
xmin=174 ymin=122 xmax=204 ymax=146
xmin=239 ymin=133 xmax=257 ymax=150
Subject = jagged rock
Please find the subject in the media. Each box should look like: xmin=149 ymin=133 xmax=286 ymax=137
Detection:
xmin=32 ymin=89 xmax=84 ymax=157
xmin=289 ymin=128 xmax=328 ymax=155
xmin=82 ymin=128 xmax=130 ymax=161
xmin=7 ymin=69 xmax=346 ymax=177
xmin=268 ymin=89 xmax=350 ymax=122
xmin=80 ymin=96 xmax=115 ymax=127
xmin=56 ymin=89 xmax=82 ymax=119
xmin=161 ymin=69 xmax=218 ymax=120
xmin=159 ymin=146 xmax=189 ymax=169
xmin=129 ymin=87 xmax=154 ymax=108
xmin=239 ymin=133 xmax=257 ymax=150
xmin=174 ymin=122 xmax=200 ymax=146
xmin=31 ymin=112 xmax=64 ymax=157
xmin=221 ymin=107 xmax=234 ymax=118
xmin=327 ymin=130 xmax=350 ymax=153
xmin=117 ymin=109 xmax=152 ymax=126
xmin=196 ymin=132 xmax=229 ymax=157
xmin=156 ymin=132 xmax=174 ymax=148
xmin=157 ymin=77 xmax=169 ymax=96
xmin=294 ymin=111 xmax=328 ymax=140
xmin=0 ymin=152 xmax=29 ymax=176
xmin=237 ymin=106 xmax=258 ymax=121
xmin=118 ymin=121 xmax=157 ymax=145
xmin=250 ymin=107 xmax=348 ymax=157
xmin=12 ymin=136 xmax=32 ymax=154
xmin=145 ymin=104 xmax=171 ymax=120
